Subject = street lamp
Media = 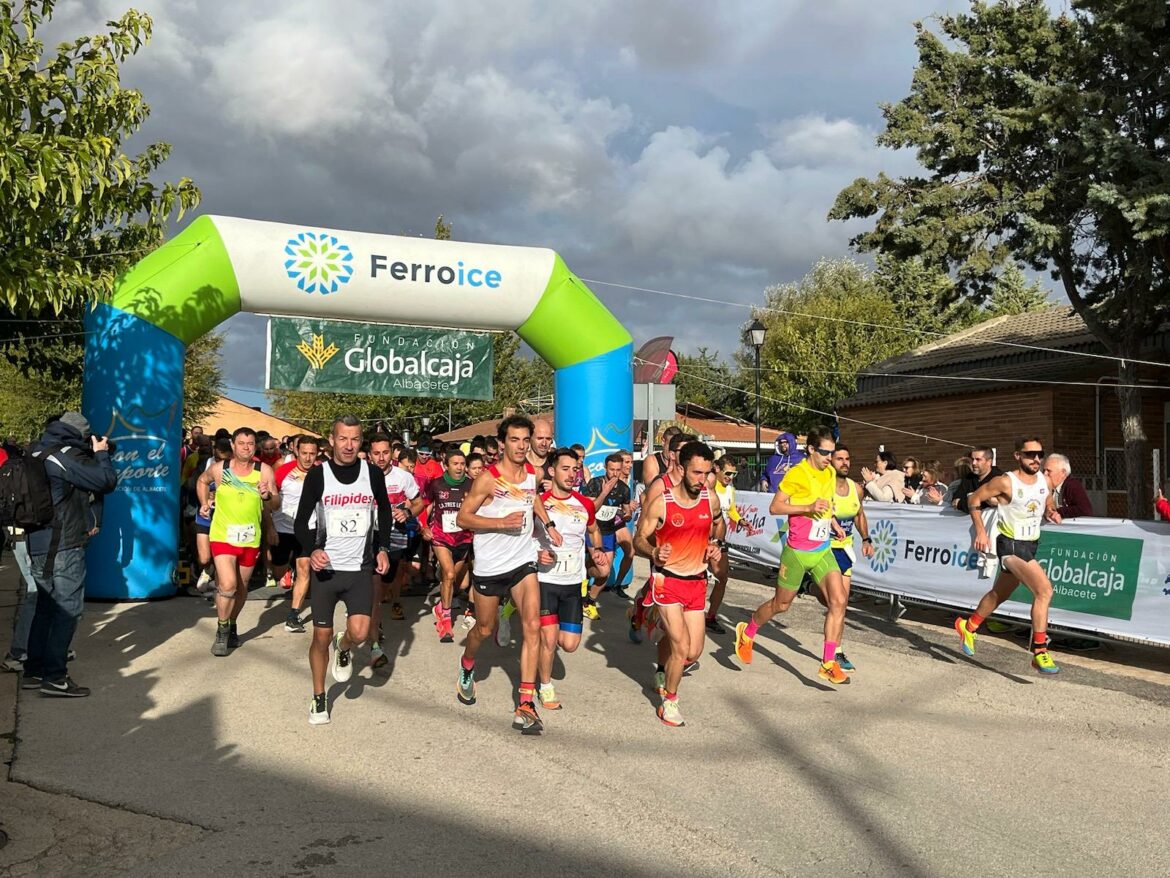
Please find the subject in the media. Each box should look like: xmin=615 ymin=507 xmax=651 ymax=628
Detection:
xmin=749 ymin=319 xmax=766 ymax=487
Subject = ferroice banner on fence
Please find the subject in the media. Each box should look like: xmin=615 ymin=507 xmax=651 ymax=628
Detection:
xmin=725 ymin=492 xmax=1170 ymax=646
xmin=266 ymin=317 xmax=493 ymax=400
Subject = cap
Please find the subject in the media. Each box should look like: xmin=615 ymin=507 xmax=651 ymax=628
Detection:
xmin=417 ymin=445 xmax=432 ymax=455
xmin=59 ymin=412 xmax=91 ymax=436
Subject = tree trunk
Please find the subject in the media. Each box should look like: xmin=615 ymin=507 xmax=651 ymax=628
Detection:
xmin=1115 ymin=358 xmax=1148 ymax=520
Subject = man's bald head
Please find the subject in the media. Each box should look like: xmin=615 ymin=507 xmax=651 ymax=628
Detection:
xmin=530 ymin=418 xmax=554 ymax=460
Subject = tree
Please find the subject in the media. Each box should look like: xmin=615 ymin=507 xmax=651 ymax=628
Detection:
xmin=183 ymin=332 xmax=226 ymax=427
xmin=673 ymin=348 xmax=749 ymax=419
xmin=984 ymin=263 xmax=1050 ymax=318
xmin=734 ymin=259 xmax=911 ymax=433
xmin=872 ymin=253 xmax=980 ymax=332
xmin=1 ymin=1 xmax=200 ymax=374
xmin=830 ymin=0 xmax=1170 ymax=516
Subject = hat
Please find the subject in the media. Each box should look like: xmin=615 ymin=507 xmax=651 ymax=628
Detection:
xmin=59 ymin=412 xmax=91 ymax=436
xmin=417 ymin=445 xmax=432 ymax=455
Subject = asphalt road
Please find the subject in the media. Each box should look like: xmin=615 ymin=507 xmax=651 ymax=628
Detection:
xmin=5 ymin=559 xmax=1170 ymax=877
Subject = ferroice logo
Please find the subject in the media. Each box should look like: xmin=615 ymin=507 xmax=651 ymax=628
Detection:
xmin=869 ymin=519 xmax=897 ymax=573
xmin=297 ymin=334 xmax=340 ymax=369
xmin=284 ymin=231 xmax=354 ymax=294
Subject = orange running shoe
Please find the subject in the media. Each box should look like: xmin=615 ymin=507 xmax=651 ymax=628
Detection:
xmin=734 ymin=621 xmax=754 ymax=664
xmin=818 ymin=661 xmax=850 ymax=685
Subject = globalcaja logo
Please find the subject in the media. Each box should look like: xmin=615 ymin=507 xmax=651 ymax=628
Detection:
xmin=869 ymin=519 xmax=897 ymax=573
xmin=296 ymin=334 xmax=339 ymax=370
xmin=1013 ymin=530 xmax=1143 ymax=621
xmin=284 ymin=231 xmax=354 ymax=295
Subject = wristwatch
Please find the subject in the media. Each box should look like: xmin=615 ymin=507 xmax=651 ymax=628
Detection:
xmin=545 ymin=521 xmax=557 ymax=529
xmin=862 ymin=537 xmax=873 ymax=544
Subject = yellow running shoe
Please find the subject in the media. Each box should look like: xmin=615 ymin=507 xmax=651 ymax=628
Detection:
xmin=1032 ymin=650 xmax=1060 ymax=675
xmin=734 ymin=621 xmax=754 ymax=665
xmin=954 ymin=616 xmax=977 ymax=656
xmin=582 ymin=600 xmax=600 ymax=621
xmin=538 ymin=683 xmax=562 ymax=709
xmin=818 ymin=661 xmax=850 ymax=685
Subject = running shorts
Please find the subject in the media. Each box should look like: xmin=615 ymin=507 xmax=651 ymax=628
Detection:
xmin=650 ymin=569 xmax=707 ymax=612
xmin=194 ymin=522 xmax=211 ymax=537
xmin=473 ymin=562 xmax=537 ymax=599
xmin=210 ymin=541 xmax=260 ymax=568
xmin=433 ymin=542 xmax=473 ymax=564
xmin=310 ymin=568 xmax=374 ymax=627
xmin=270 ymin=532 xmax=308 ymax=567
xmin=539 ymin=580 xmax=583 ymax=633
xmin=390 ymin=533 xmax=422 ymax=563
xmin=996 ymin=536 xmax=1039 ymax=563
xmin=832 ymin=546 xmax=855 ymax=577
xmin=777 ymin=544 xmax=839 ymax=592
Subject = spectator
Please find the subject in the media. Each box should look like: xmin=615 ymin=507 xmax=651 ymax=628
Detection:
xmin=1043 ymin=454 xmax=1094 ymax=519
xmin=952 ymin=446 xmax=1003 ymax=513
xmin=861 ymin=450 xmax=906 ymax=503
xmin=901 ymin=456 xmax=923 ymax=495
xmin=1156 ymin=487 xmax=1170 ymax=520
xmin=22 ymin=412 xmax=117 ymax=697
xmin=945 ymin=457 xmax=972 ymax=506
xmin=765 ymin=432 xmax=806 ymax=492
xmin=907 ymin=460 xmax=947 ymax=506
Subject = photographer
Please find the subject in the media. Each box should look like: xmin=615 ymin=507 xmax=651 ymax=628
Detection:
xmin=21 ymin=412 xmax=117 ymax=698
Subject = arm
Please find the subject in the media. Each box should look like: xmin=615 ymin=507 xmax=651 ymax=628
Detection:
xmin=259 ymin=464 xmax=281 ymax=511
xmin=854 ymin=483 xmax=874 ymax=558
xmin=532 ymin=490 xmax=563 ymax=546
xmin=294 ymin=466 xmax=325 ymax=552
xmin=369 ymin=463 xmax=394 ymax=558
xmin=196 ymin=462 xmax=222 ymax=515
xmin=60 ymin=446 xmax=118 ymax=494
xmin=456 ymin=472 xmax=523 ymax=532
xmin=641 ymin=454 xmax=660 ymax=488
xmin=864 ymin=472 xmax=897 ymax=503
xmin=967 ymin=474 xmax=1010 ymax=552
xmin=706 ymin=491 xmax=725 ymax=562
xmin=769 ymin=489 xmax=827 ymax=518
xmin=633 ymin=493 xmax=665 ymax=561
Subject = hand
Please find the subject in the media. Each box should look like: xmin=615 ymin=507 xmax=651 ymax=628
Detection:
xmin=809 ymin=498 xmax=830 ymax=515
xmin=199 ymin=504 xmax=212 ymax=519
xmin=541 ymin=478 xmax=553 ymax=493
xmin=538 ymin=549 xmax=555 ymax=566
xmin=972 ymin=533 xmax=991 ymax=554
xmin=860 ymin=467 xmax=875 ymax=483
xmin=831 ymin=521 xmax=846 ymax=541
xmin=862 ymin=541 xmax=875 ymax=559
xmin=589 ymin=548 xmax=607 ymax=567
xmin=604 ymin=476 xmax=618 ymax=492
xmin=902 ymin=487 xmax=915 ymax=499
xmin=546 ymin=525 xmax=563 ymax=547
xmin=501 ymin=511 xmax=526 ymax=531
xmin=421 ymin=526 xmax=433 ymax=542
xmin=704 ymin=542 xmax=721 ymax=563
xmin=258 ymin=479 xmax=274 ymax=500
xmin=1046 ymin=509 xmax=1063 ymax=525
xmin=375 ymin=551 xmax=390 ymax=576
xmin=392 ymin=507 xmax=409 ymax=523
xmin=653 ymin=543 xmax=673 ymax=564
xmin=927 ymin=486 xmax=942 ymax=503
xmin=1158 ymin=488 xmax=1165 ymax=503
xmin=310 ymin=549 xmax=331 ymax=572
xmin=91 ymin=435 xmax=109 ymax=453
xmin=87 ymin=527 xmax=100 ymax=537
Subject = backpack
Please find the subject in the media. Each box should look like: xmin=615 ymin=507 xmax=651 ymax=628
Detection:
xmin=0 ymin=452 xmax=56 ymax=529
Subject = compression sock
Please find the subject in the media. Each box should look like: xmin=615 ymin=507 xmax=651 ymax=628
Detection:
xmin=460 ymin=655 xmax=475 ymax=672
xmin=518 ymin=681 xmax=536 ymax=705
xmin=822 ymin=641 xmax=838 ymax=664
xmin=968 ymin=612 xmax=985 ymax=632
xmin=1032 ymin=632 xmax=1049 ymax=653
xmin=745 ymin=619 xmax=760 ymax=640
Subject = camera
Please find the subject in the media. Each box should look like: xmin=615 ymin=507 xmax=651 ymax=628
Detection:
xmin=92 ymin=434 xmax=116 ymax=454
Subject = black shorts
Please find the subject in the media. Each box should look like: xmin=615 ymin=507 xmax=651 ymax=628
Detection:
xmin=389 ymin=532 xmax=422 ymax=563
xmin=310 ymin=569 xmax=374 ymax=627
xmin=539 ymin=580 xmax=583 ymax=634
xmin=376 ymin=557 xmax=400 ymax=584
xmin=996 ymin=536 xmax=1039 ymax=563
xmin=271 ymin=532 xmax=308 ymax=567
xmin=433 ymin=542 xmax=473 ymax=564
xmin=473 ymin=562 xmax=537 ymax=599
xmin=194 ymin=522 xmax=211 ymax=536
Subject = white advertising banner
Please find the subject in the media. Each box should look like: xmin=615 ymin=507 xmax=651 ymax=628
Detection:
xmin=726 ymin=492 xmax=1170 ymax=646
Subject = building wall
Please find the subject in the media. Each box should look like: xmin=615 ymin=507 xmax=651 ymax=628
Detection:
xmin=201 ymin=397 xmax=319 ymax=440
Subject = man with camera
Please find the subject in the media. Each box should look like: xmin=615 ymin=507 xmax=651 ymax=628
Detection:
xmin=20 ymin=412 xmax=117 ymax=697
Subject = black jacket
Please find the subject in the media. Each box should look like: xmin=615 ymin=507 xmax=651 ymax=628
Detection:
xmin=26 ymin=421 xmax=118 ymax=556
xmin=953 ymin=466 xmax=1004 ymax=514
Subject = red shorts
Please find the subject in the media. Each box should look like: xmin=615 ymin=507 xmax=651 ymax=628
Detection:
xmin=210 ymin=542 xmax=261 ymax=568
xmin=648 ymin=570 xmax=707 ymax=612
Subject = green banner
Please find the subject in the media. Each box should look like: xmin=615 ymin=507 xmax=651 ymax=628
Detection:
xmin=1012 ymin=529 xmax=1143 ymax=620
xmin=266 ymin=317 xmax=493 ymax=400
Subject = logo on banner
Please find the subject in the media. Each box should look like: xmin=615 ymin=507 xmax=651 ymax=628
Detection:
xmin=296 ymin=334 xmax=340 ymax=370
xmin=869 ymin=519 xmax=897 ymax=573
xmin=283 ymin=231 xmax=355 ymax=295
xmin=1019 ymin=531 xmax=1143 ymax=620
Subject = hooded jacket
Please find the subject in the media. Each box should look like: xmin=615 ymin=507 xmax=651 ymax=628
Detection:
xmin=26 ymin=420 xmax=118 ymax=556
xmin=765 ymin=432 xmax=806 ymax=492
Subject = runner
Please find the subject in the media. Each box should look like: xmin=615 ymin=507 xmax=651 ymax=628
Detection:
xmin=826 ymin=444 xmax=874 ymax=671
xmin=455 ymin=415 xmax=562 ymax=734
xmin=528 ymin=418 xmax=555 ymax=491
xmin=633 ymin=441 xmax=722 ymax=727
xmin=458 ymin=452 xmax=486 ymax=630
xmin=369 ymin=438 xmax=424 ymax=665
xmin=272 ymin=435 xmax=319 ymax=633
xmin=294 ymin=416 xmax=394 ymax=724
xmin=956 ymin=436 xmax=1061 ymax=674
xmin=609 ymin=449 xmax=637 ymax=596
xmin=732 ymin=427 xmax=851 ymax=685
xmin=704 ymin=455 xmax=741 ymax=633
xmin=534 ymin=448 xmax=610 ymax=710
xmin=582 ymin=453 xmax=632 ymax=617
xmin=191 ymin=436 xmax=232 ymax=593
xmin=424 ymin=448 xmax=474 ymax=643
xmin=640 ymin=425 xmax=682 ymax=488
xmin=196 ymin=428 xmax=281 ymax=657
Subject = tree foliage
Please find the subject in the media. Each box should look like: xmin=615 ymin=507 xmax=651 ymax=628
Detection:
xmin=829 ymin=0 xmax=1170 ymax=515
xmin=672 ymin=348 xmax=749 ymax=420
xmin=183 ymin=331 xmax=225 ymax=427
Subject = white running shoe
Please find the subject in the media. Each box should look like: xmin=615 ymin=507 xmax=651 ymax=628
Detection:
xmin=330 ymin=633 xmax=353 ymax=683
xmin=196 ymin=570 xmax=214 ymax=593
xmin=309 ymin=695 xmax=330 ymax=725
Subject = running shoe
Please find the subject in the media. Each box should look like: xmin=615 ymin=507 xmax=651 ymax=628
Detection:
xmin=733 ymin=621 xmax=754 ymax=665
xmin=195 ymin=569 xmax=214 ymax=593
xmin=538 ymin=683 xmax=562 ymax=710
xmin=21 ymin=674 xmax=43 ymax=690
xmin=284 ymin=610 xmax=305 ymax=633
xmin=390 ymin=603 xmax=405 ymax=621
xmin=836 ymin=651 xmax=855 ymax=672
xmin=818 ymin=661 xmax=850 ymax=685
xmin=955 ymin=617 xmax=977 ymax=657
xmin=657 ymin=699 xmax=684 ymax=727
xmin=330 ymin=632 xmax=353 ymax=683
xmin=211 ymin=623 xmax=230 ymax=657
xmin=227 ymin=622 xmax=240 ymax=649
xmin=309 ymin=694 xmax=330 ymax=725
xmin=2 ymin=654 xmax=24 ymax=673
xmin=370 ymin=641 xmax=388 ymax=669
xmin=1032 ymin=651 xmax=1060 ymax=675
xmin=432 ymin=601 xmax=444 ymax=630
xmin=438 ymin=616 xmax=454 ymax=643
xmin=457 ymin=666 xmax=476 ymax=704
xmin=704 ymin=616 xmax=726 ymax=634
xmin=494 ymin=604 xmax=511 ymax=647
xmin=582 ymin=600 xmax=600 ymax=621
xmin=513 ymin=701 xmax=543 ymax=734
xmin=280 ymin=570 xmax=293 ymax=589
xmin=40 ymin=676 xmax=90 ymax=698
xmin=627 ymin=608 xmax=643 ymax=644
xmin=654 ymin=670 xmax=666 ymax=696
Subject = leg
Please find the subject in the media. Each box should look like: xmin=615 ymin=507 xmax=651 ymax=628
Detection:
xmin=212 ymin=554 xmax=242 ymax=622
xmin=614 ymin=527 xmax=634 ymax=587
xmin=6 ymin=540 xmax=39 ymax=661
xmin=27 ymin=548 xmax=86 ymax=684
xmin=435 ymin=546 xmax=456 ymax=610
xmin=657 ymin=602 xmax=690 ymax=695
xmin=464 ymin=591 xmax=500 ymax=663
xmin=310 ymin=624 xmax=333 ymax=694
xmin=734 ymin=546 xmax=804 ymax=664
xmin=511 ymin=574 xmax=541 ymax=698
xmin=291 ymin=557 xmax=311 ymax=612
xmin=370 ymin=575 xmax=384 ymax=641
xmin=231 ymin=564 xmax=255 ymax=621
xmin=1002 ymin=557 xmax=1054 ymax=641
xmin=538 ymin=620 xmax=559 ymax=686
xmin=707 ymin=551 xmax=729 ymax=619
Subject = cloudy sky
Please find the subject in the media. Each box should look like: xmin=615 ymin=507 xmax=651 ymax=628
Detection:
xmin=56 ymin=0 xmax=971 ymax=410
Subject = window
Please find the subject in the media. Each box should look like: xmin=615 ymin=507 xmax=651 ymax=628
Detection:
xmin=1103 ymin=447 xmax=1126 ymax=492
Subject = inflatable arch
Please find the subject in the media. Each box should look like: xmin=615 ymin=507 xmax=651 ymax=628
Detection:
xmin=82 ymin=215 xmax=633 ymax=599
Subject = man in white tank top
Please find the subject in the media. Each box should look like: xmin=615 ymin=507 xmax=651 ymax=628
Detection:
xmin=455 ymin=415 xmax=562 ymax=735
xmin=958 ymin=437 xmax=1061 ymax=675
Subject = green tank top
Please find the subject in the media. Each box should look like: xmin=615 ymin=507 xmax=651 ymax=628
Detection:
xmin=209 ymin=463 xmax=263 ymax=547
xmin=830 ymin=478 xmax=861 ymax=550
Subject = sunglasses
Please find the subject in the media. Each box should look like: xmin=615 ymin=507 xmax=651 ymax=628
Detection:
xmin=722 ymin=471 xmax=738 ymax=478
xmin=811 ymin=447 xmax=835 ymax=456
xmin=1019 ymin=450 xmax=1045 ymax=459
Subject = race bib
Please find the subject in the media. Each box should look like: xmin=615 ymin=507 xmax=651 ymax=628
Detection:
xmin=808 ymin=517 xmax=831 ymax=542
xmin=595 ymin=505 xmax=618 ymax=522
xmin=225 ymin=524 xmax=255 ymax=545
xmin=1017 ymin=520 xmax=1040 ymax=541
xmin=327 ymin=507 xmax=370 ymax=539
xmin=441 ymin=511 xmax=461 ymax=533
xmin=551 ymin=549 xmax=583 ymax=578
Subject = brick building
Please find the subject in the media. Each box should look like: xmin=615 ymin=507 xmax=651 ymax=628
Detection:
xmin=835 ymin=306 xmax=1170 ymax=518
